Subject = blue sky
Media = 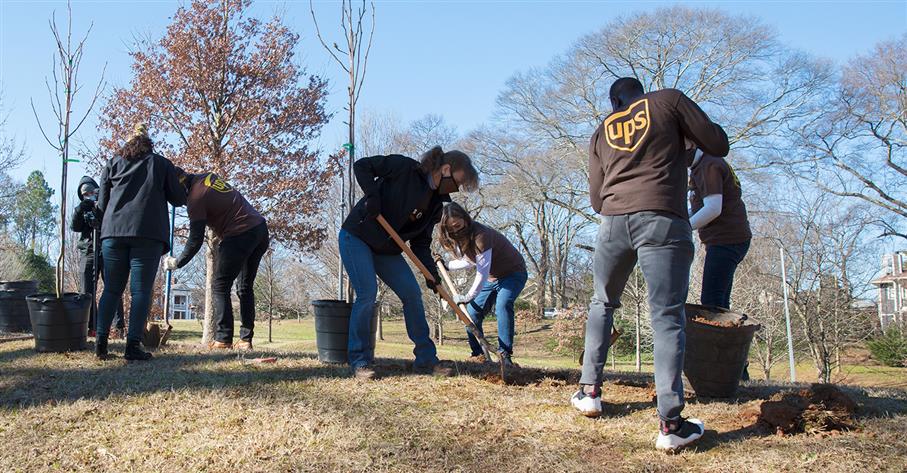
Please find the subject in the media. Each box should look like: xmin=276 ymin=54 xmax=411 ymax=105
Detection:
xmin=1 ymin=0 xmax=905 ymax=201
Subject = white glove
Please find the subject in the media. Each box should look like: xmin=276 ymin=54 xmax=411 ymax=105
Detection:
xmin=163 ymin=256 xmax=179 ymax=271
xmin=453 ymin=294 xmax=470 ymax=305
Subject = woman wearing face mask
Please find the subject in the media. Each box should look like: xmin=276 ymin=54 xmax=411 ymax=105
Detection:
xmin=339 ymin=145 xmax=480 ymax=380
xmin=438 ymin=203 xmax=528 ymax=367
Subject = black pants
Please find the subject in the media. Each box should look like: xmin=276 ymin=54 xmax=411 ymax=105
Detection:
xmin=81 ymin=252 xmax=124 ymax=332
xmin=213 ymin=222 xmax=269 ymax=343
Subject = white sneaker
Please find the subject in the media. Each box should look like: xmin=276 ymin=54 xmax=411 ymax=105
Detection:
xmin=655 ymin=417 xmax=704 ymax=452
xmin=570 ymin=389 xmax=602 ymax=417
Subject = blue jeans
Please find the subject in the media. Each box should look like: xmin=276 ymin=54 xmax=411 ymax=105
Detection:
xmin=465 ymin=271 xmax=528 ymax=356
xmin=97 ymin=238 xmax=164 ymax=344
xmin=701 ymin=241 xmax=751 ymax=309
xmin=339 ymin=229 xmax=438 ymax=369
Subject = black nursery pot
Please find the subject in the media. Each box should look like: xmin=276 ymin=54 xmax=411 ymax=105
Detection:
xmin=26 ymin=292 xmax=91 ymax=353
xmin=0 ymin=280 xmax=39 ymax=333
xmin=311 ymin=299 xmax=377 ymax=364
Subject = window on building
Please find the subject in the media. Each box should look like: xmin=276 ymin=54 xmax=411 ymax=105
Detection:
xmin=174 ymin=310 xmax=185 ymax=320
xmin=174 ymin=295 xmax=187 ymax=306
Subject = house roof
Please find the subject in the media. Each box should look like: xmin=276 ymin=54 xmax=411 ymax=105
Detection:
xmin=871 ymin=273 xmax=907 ymax=285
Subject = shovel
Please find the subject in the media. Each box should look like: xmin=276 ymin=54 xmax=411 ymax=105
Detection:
xmin=375 ymin=215 xmax=503 ymax=376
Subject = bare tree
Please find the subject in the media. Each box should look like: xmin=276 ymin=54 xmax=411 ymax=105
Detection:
xmin=790 ymin=35 xmax=906 ymax=240
xmin=495 ymin=6 xmax=831 ymax=226
xmin=31 ymin=1 xmax=105 ymax=297
xmin=310 ymin=0 xmax=375 ymax=301
xmin=766 ymin=191 xmax=879 ymax=382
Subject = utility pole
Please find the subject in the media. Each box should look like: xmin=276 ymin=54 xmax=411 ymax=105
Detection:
xmin=779 ymin=246 xmax=796 ymax=382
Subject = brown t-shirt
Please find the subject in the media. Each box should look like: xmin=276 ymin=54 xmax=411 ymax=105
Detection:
xmin=463 ymin=223 xmax=527 ymax=279
xmin=588 ymin=88 xmax=729 ymax=218
xmin=187 ymin=173 xmax=264 ymax=238
xmin=689 ymin=155 xmax=752 ymax=245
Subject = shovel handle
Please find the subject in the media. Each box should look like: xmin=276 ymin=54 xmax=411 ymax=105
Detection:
xmin=374 ymin=215 xmax=498 ymax=361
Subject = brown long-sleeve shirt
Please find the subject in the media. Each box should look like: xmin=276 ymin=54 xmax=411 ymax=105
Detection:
xmin=588 ymin=88 xmax=729 ymax=218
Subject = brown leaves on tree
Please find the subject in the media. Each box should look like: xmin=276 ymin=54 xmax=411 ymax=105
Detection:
xmin=96 ymin=0 xmax=339 ymax=252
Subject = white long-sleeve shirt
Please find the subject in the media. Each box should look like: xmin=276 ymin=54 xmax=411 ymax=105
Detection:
xmin=688 ymin=149 xmax=723 ymax=230
xmin=447 ymin=248 xmax=492 ymax=302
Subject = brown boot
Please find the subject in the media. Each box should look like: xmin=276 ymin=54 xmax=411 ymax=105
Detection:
xmin=234 ymin=340 xmax=253 ymax=351
xmin=208 ymin=340 xmax=233 ymax=350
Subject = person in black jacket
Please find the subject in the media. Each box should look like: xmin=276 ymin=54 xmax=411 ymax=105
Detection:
xmin=70 ymin=176 xmax=124 ymax=338
xmin=95 ymin=123 xmax=187 ymax=361
xmin=163 ymin=171 xmax=269 ymax=352
xmin=340 ymin=146 xmax=479 ymax=379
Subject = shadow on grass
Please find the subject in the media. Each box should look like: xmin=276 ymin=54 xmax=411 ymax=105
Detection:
xmin=0 ymin=343 xmax=348 ymax=409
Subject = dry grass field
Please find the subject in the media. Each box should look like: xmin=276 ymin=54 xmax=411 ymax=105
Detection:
xmin=1 ymin=319 xmax=906 ymax=472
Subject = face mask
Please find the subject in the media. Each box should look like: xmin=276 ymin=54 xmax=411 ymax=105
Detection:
xmin=438 ymin=175 xmax=460 ymax=194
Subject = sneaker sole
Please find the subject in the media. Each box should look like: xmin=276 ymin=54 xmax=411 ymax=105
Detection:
xmin=655 ymin=433 xmax=703 ymax=452
xmin=571 ymin=402 xmax=602 ymax=418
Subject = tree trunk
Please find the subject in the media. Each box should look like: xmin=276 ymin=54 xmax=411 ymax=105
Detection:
xmin=202 ymin=229 xmax=220 ymax=344
xmin=377 ymin=304 xmax=384 ymax=341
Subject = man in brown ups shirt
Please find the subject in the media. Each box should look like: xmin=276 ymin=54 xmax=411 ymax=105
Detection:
xmin=571 ymin=77 xmax=729 ymax=452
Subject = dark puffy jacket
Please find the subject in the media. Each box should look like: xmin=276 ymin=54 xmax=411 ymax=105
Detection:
xmin=70 ymin=176 xmax=100 ymax=255
xmin=341 ymin=154 xmax=449 ymax=279
xmin=97 ymin=152 xmax=187 ymax=254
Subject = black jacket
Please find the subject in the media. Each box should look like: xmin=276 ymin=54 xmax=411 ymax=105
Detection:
xmin=70 ymin=176 xmax=100 ymax=255
xmin=341 ymin=154 xmax=449 ymax=280
xmin=97 ymin=152 xmax=187 ymax=254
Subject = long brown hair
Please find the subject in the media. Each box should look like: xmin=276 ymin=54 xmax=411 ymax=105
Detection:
xmin=418 ymin=146 xmax=480 ymax=192
xmin=439 ymin=202 xmax=477 ymax=258
xmin=118 ymin=135 xmax=153 ymax=160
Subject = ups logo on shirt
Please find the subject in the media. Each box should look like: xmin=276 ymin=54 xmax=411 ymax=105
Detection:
xmin=203 ymin=173 xmax=233 ymax=193
xmin=604 ymin=98 xmax=650 ymax=152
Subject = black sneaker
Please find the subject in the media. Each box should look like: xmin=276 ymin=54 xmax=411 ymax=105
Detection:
xmin=95 ymin=337 xmax=111 ymax=360
xmin=124 ymin=341 xmax=153 ymax=361
xmin=655 ymin=417 xmax=704 ymax=452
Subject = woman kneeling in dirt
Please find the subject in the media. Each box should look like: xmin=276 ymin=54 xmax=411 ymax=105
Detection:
xmin=438 ymin=203 xmax=528 ymax=367
xmin=340 ymin=146 xmax=480 ymax=380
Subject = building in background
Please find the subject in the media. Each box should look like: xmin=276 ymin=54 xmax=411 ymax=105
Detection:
xmin=871 ymin=251 xmax=907 ymax=330
xmin=169 ymin=284 xmax=195 ymax=320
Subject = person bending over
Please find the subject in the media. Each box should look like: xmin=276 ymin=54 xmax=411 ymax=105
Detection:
xmin=339 ymin=146 xmax=480 ymax=380
xmin=164 ymin=171 xmax=269 ymax=352
xmin=438 ymin=203 xmax=527 ymax=368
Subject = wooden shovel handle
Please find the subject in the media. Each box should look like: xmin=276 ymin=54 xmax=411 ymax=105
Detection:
xmin=375 ymin=215 xmax=497 ymax=358
xmin=434 ymin=259 xmax=473 ymax=318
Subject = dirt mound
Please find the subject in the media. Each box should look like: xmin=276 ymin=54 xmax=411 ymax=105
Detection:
xmin=739 ymin=384 xmax=858 ymax=435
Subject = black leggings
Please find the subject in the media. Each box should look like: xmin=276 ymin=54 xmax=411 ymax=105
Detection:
xmin=213 ymin=222 xmax=270 ymax=343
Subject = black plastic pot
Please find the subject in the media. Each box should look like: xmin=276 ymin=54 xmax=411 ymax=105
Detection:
xmin=312 ymin=299 xmax=377 ymax=364
xmin=0 ymin=280 xmax=38 ymax=333
xmin=26 ymin=293 xmax=91 ymax=352
xmin=683 ymin=303 xmax=760 ymax=398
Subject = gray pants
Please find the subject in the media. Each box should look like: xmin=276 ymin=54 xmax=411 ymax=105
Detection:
xmin=580 ymin=211 xmax=694 ymax=420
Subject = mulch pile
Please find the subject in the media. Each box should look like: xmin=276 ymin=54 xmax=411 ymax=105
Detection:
xmin=739 ymin=384 xmax=858 ymax=435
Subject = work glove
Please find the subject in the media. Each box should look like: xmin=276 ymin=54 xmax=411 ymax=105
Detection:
xmin=88 ymin=212 xmax=102 ymax=229
xmin=78 ymin=199 xmax=95 ymax=211
xmin=364 ymin=195 xmax=381 ymax=220
xmin=425 ymin=277 xmax=439 ymax=294
xmin=163 ymin=256 xmax=179 ymax=271
xmin=453 ymin=293 xmax=470 ymax=305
